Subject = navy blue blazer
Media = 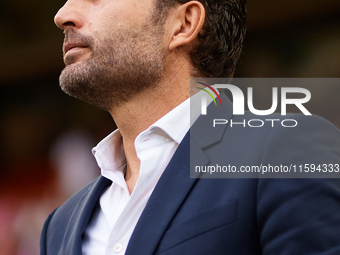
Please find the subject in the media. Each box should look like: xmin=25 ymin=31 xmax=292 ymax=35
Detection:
xmin=41 ymin=94 xmax=340 ymax=254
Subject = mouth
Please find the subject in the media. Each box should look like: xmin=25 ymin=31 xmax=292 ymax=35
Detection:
xmin=63 ymin=43 xmax=88 ymax=55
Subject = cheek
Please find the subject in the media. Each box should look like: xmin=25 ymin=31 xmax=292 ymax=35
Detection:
xmin=89 ymin=13 xmax=125 ymax=43
xmin=86 ymin=1 xmax=152 ymax=41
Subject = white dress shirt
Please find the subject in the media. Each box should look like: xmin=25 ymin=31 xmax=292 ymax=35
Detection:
xmin=82 ymin=98 xmax=193 ymax=255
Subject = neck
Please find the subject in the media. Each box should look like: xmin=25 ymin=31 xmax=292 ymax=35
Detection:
xmin=109 ymin=57 xmax=191 ymax=193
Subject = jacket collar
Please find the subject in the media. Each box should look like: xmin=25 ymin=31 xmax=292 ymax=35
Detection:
xmin=190 ymin=93 xmax=233 ymax=150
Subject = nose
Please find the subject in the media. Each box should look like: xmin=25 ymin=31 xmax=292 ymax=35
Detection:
xmin=54 ymin=0 xmax=84 ymax=30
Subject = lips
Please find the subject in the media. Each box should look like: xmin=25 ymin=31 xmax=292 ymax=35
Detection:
xmin=63 ymin=43 xmax=88 ymax=55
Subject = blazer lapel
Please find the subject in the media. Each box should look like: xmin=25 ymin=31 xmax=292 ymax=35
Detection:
xmin=126 ymin=93 xmax=234 ymax=254
xmin=126 ymin=132 xmax=195 ymax=255
xmin=62 ymin=176 xmax=112 ymax=255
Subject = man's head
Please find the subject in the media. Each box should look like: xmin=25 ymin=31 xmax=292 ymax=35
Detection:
xmin=54 ymin=0 xmax=246 ymax=111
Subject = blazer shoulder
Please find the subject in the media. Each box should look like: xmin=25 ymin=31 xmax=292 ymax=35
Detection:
xmin=56 ymin=176 xmax=101 ymax=216
xmin=40 ymin=176 xmax=105 ymax=255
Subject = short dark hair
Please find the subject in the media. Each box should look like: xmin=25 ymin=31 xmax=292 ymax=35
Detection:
xmin=155 ymin=0 xmax=247 ymax=78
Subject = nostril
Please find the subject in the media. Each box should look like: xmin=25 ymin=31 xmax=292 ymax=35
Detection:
xmin=63 ymin=21 xmax=77 ymax=27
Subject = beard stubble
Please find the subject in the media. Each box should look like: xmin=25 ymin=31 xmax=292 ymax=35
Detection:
xmin=59 ymin=19 xmax=165 ymax=112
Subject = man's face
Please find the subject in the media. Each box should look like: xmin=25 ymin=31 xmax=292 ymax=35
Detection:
xmin=54 ymin=0 xmax=166 ymax=111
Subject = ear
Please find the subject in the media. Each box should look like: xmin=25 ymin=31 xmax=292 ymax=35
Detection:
xmin=167 ymin=1 xmax=205 ymax=51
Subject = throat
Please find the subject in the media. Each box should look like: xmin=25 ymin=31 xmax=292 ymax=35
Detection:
xmin=123 ymin=144 xmax=141 ymax=195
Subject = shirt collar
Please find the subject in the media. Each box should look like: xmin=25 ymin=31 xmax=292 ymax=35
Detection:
xmin=150 ymin=97 xmax=191 ymax=144
xmin=92 ymin=129 xmax=125 ymax=170
xmin=91 ymin=94 xmax=205 ymax=178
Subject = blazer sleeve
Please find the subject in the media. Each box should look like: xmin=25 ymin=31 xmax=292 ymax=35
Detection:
xmin=257 ymin=114 xmax=340 ymax=254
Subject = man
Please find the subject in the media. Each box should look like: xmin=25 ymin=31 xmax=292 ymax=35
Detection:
xmin=41 ymin=0 xmax=340 ymax=254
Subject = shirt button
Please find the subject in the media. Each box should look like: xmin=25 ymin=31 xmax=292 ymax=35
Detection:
xmin=113 ymin=243 xmax=123 ymax=253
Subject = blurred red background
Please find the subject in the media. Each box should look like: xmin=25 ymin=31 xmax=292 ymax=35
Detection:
xmin=0 ymin=0 xmax=340 ymax=254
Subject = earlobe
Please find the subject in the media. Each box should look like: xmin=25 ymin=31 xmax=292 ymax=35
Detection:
xmin=168 ymin=1 xmax=205 ymax=51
